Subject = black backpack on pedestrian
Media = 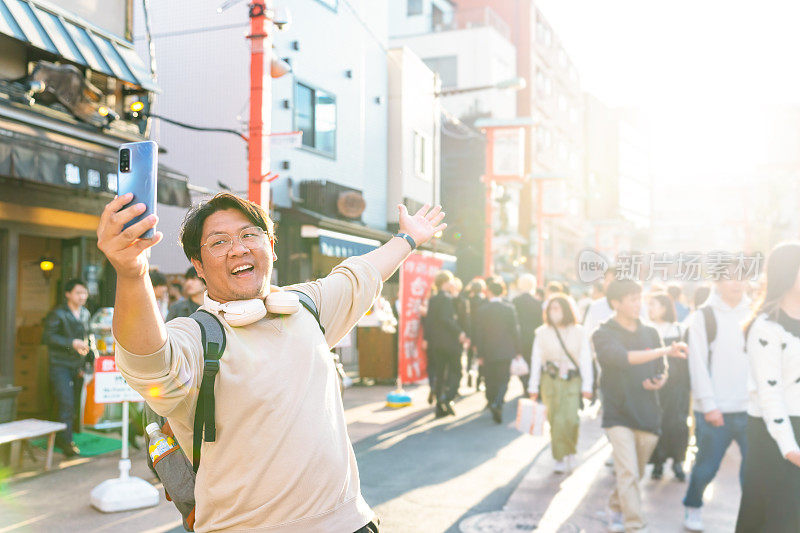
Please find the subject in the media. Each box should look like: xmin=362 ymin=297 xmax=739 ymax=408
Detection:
xmin=142 ymin=290 xmax=324 ymax=531
xmin=683 ymin=305 xmax=716 ymax=372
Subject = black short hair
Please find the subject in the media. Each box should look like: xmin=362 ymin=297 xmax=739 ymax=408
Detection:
xmin=180 ymin=192 xmax=276 ymax=263
xmin=666 ymin=283 xmax=682 ymax=301
xmin=487 ymin=276 xmax=506 ymax=297
xmin=185 ymin=266 xmax=198 ymax=279
xmin=606 ymin=279 xmax=642 ymax=304
xmin=64 ymin=278 xmax=87 ymax=293
xmin=149 ymin=270 xmax=167 ymax=287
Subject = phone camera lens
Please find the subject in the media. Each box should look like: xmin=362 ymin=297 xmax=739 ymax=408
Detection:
xmin=120 ymin=148 xmax=131 ymax=172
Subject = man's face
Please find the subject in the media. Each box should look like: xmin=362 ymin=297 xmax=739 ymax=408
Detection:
xmin=191 ymin=209 xmax=275 ymax=303
xmin=717 ymin=277 xmax=745 ymax=302
xmin=611 ymin=291 xmax=642 ymax=321
xmin=183 ymin=277 xmax=205 ymax=297
xmin=66 ymin=285 xmax=88 ymax=308
xmin=154 ymin=285 xmax=168 ymax=300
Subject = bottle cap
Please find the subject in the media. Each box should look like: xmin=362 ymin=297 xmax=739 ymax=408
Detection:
xmin=145 ymin=422 xmax=161 ymax=436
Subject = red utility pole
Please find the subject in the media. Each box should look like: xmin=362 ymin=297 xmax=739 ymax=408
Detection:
xmin=480 ymin=125 xmax=528 ymax=278
xmin=247 ymin=2 xmax=272 ymax=208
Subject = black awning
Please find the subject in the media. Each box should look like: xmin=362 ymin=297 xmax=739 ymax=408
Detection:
xmin=0 ymin=117 xmax=190 ymax=207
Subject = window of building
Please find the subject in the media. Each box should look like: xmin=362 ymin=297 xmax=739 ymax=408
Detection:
xmin=536 ymin=69 xmax=546 ymax=96
xmin=423 ymin=55 xmax=457 ymax=88
xmin=559 ymin=49 xmax=568 ymax=69
xmin=315 ymin=0 xmax=338 ymax=11
xmin=408 ymin=0 xmax=423 ymax=16
xmin=570 ymin=107 xmax=580 ymax=124
xmin=294 ymin=82 xmax=337 ymax=157
xmin=558 ymin=94 xmax=567 ymax=112
xmin=413 ymin=131 xmax=430 ymax=180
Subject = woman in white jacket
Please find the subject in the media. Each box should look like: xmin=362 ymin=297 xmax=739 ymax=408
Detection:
xmin=528 ymin=295 xmax=594 ymax=473
xmin=736 ymin=242 xmax=800 ymax=532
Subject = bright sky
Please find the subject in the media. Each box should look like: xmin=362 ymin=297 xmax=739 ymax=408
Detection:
xmin=536 ymin=0 xmax=800 ymax=179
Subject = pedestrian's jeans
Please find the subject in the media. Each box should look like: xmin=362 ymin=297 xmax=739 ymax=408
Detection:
xmin=605 ymin=426 xmax=659 ymax=531
xmin=50 ymin=364 xmax=82 ymax=447
xmin=683 ymin=411 xmax=747 ymax=508
xmin=541 ymin=373 xmax=581 ymax=461
xmin=483 ymin=359 xmax=511 ymax=409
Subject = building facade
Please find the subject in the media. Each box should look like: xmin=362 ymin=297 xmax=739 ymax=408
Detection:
xmin=0 ymin=1 xmax=189 ymax=414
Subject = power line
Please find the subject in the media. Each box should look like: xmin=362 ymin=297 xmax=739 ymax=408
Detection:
xmin=132 ymin=22 xmax=249 ymax=41
xmin=149 ymin=113 xmax=247 ymax=141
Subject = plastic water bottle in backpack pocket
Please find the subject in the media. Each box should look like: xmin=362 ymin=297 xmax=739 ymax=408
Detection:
xmin=144 ymin=408 xmax=198 ymax=530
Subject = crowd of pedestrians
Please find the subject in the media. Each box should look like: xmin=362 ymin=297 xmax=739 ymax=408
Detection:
xmin=419 ymin=241 xmax=800 ymax=532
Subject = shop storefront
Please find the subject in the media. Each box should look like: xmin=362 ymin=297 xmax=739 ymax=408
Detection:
xmin=0 ymin=0 xmax=191 ymax=422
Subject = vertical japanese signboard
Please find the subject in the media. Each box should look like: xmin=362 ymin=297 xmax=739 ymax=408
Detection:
xmin=398 ymin=254 xmax=443 ymax=384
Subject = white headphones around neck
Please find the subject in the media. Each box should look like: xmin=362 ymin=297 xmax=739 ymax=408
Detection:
xmin=202 ymin=290 xmax=300 ymax=327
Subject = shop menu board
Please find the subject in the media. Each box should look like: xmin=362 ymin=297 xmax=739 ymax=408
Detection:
xmin=94 ymin=356 xmax=143 ymax=403
xmin=398 ymin=254 xmax=443 ymax=384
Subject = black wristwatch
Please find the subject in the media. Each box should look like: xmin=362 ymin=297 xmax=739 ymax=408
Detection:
xmin=394 ymin=232 xmax=417 ymax=250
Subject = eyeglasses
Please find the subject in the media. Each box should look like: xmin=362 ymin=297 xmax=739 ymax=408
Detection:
xmin=201 ymin=226 xmax=268 ymax=257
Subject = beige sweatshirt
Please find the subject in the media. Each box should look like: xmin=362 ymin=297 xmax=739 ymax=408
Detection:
xmin=115 ymin=257 xmax=383 ymax=532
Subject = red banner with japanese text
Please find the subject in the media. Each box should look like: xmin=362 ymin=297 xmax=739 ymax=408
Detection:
xmin=398 ymin=254 xmax=443 ymax=384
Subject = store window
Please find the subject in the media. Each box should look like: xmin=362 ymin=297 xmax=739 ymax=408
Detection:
xmin=408 ymin=0 xmax=423 ymax=16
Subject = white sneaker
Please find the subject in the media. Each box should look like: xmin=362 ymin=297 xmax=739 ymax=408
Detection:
xmin=553 ymin=460 xmax=566 ymax=474
xmin=607 ymin=510 xmax=625 ymax=532
xmin=684 ymin=507 xmax=704 ymax=531
xmin=565 ymin=454 xmax=577 ymax=472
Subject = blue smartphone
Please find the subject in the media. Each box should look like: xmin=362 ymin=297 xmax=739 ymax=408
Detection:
xmin=117 ymin=141 xmax=158 ymax=239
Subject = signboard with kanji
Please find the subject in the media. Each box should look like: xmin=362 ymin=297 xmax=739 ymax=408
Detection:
xmin=398 ymin=254 xmax=443 ymax=384
xmin=492 ymin=128 xmax=525 ymax=177
xmin=94 ymin=356 xmax=144 ymax=403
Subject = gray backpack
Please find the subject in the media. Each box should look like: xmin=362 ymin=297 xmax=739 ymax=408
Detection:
xmin=143 ymin=291 xmax=324 ymax=531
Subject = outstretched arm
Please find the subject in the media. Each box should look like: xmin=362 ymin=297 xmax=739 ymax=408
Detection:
xmin=97 ymin=193 xmax=166 ymax=355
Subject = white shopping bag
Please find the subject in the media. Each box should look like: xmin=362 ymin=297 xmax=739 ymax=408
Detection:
xmin=515 ymin=398 xmax=548 ymax=436
xmin=510 ymin=355 xmax=530 ymax=377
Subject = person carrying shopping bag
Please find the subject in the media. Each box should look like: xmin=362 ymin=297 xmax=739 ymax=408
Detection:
xmin=528 ymin=295 xmax=594 ymax=473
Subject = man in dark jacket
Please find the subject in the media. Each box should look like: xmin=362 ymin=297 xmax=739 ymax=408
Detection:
xmin=426 ymin=271 xmax=467 ymax=417
xmin=43 ymin=278 xmax=96 ymax=456
xmin=512 ymin=273 xmax=543 ymax=388
xmin=473 ymin=277 xmax=522 ymax=423
xmin=592 ymin=279 xmax=688 ymax=532
xmin=166 ymin=266 xmax=205 ymax=320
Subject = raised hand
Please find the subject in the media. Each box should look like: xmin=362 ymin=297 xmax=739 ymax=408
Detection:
xmin=397 ymin=203 xmax=447 ymax=247
xmin=97 ymin=192 xmax=162 ymax=279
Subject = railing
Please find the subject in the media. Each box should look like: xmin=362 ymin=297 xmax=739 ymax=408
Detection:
xmin=433 ymin=7 xmax=511 ymax=41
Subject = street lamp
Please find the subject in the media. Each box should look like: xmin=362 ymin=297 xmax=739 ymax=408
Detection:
xmin=436 ymin=76 xmax=526 ymax=97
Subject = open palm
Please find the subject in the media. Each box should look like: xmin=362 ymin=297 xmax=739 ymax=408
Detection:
xmin=398 ymin=203 xmax=447 ymax=247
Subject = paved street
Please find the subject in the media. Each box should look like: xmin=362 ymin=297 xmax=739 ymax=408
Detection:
xmin=0 ymin=380 xmax=743 ymax=532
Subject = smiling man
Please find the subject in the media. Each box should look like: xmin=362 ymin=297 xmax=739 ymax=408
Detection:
xmin=97 ymin=192 xmax=446 ymax=533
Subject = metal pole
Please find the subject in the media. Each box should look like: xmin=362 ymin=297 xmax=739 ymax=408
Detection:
xmin=248 ymin=2 xmax=272 ymax=207
xmin=483 ymin=128 xmax=494 ymax=277
xmin=119 ymin=400 xmax=130 ymax=481
xmin=536 ymin=180 xmax=544 ymax=288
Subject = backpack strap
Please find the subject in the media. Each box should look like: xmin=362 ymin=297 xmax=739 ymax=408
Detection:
xmin=700 ymin=305 xmax=716 ymax=373
xmin=190 ymin=309 xmax=226 ymax=473
xmin=287 ymin=290 xmax=325 ymax=335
